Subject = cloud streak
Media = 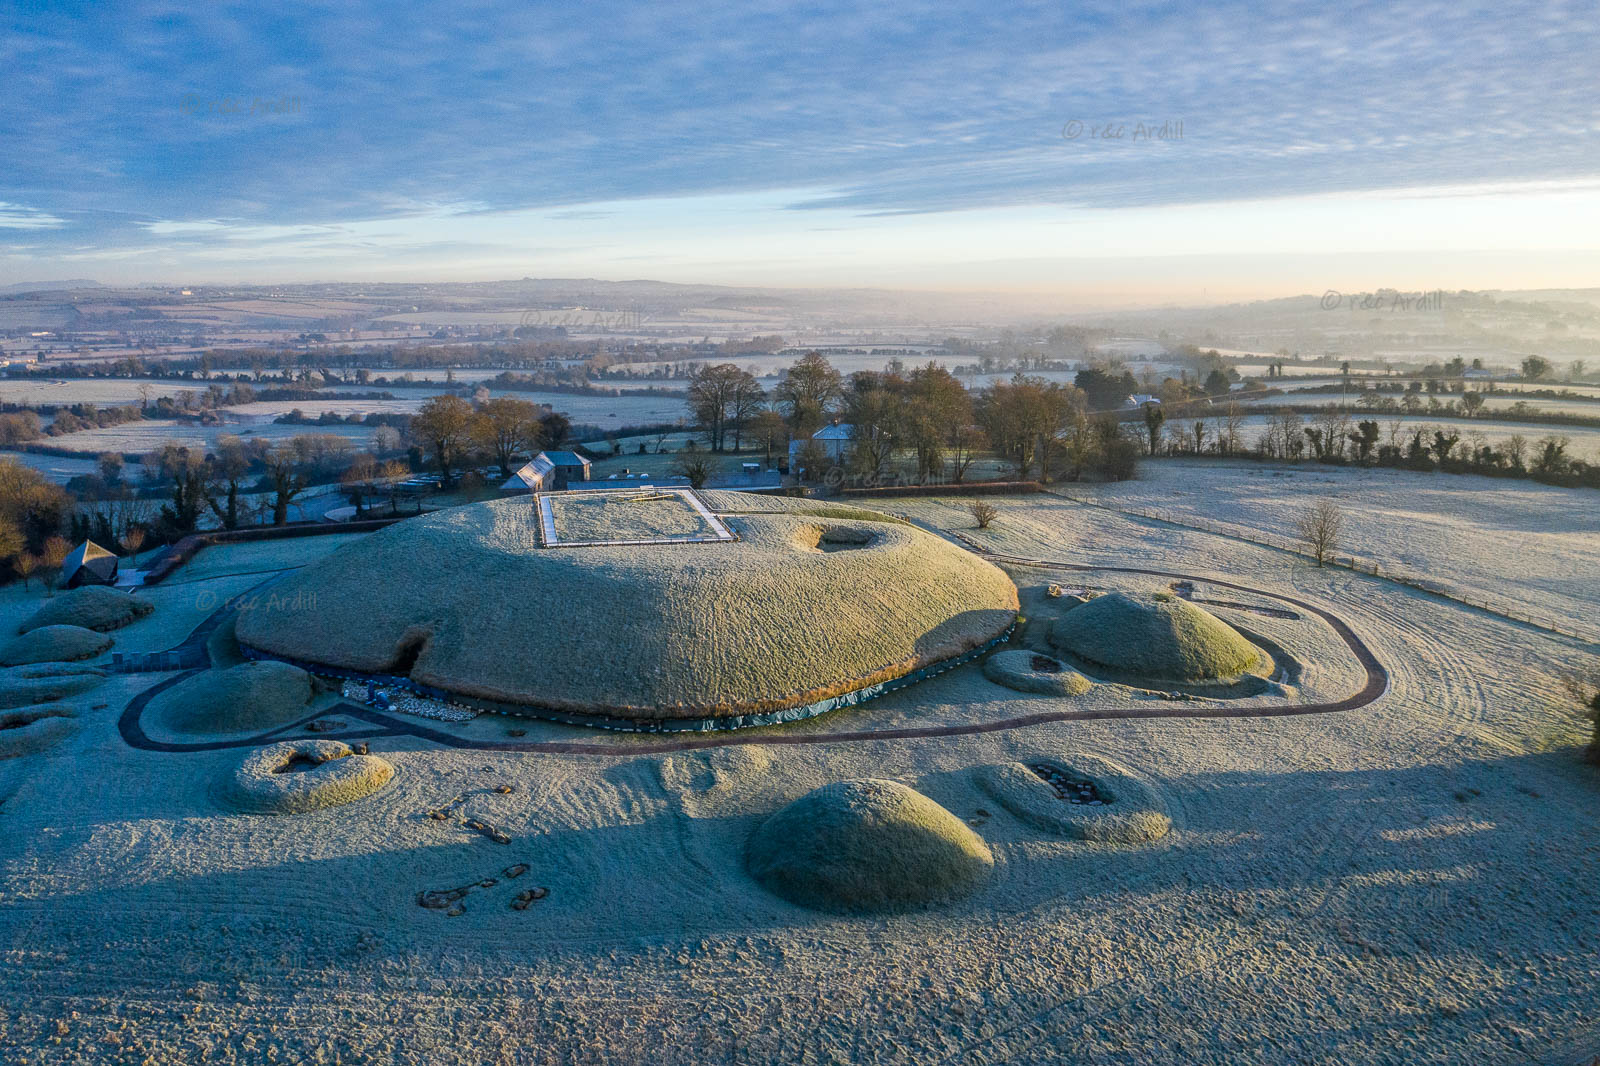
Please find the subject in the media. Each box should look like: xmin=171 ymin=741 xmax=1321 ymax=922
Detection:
xmin=1 ymin=0 xmax=1595 ymax=281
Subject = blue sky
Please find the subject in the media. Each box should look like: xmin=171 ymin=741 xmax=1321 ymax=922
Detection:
xmin=1 ymin=0 xmax=1596 ymax=301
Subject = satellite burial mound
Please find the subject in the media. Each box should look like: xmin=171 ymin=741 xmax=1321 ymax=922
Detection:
xmin=745 ymin=779 xmax=994 ymax=913
xmin=1048 ymin=591 xmax=1261 ymax=683
xmin=148 ymin=661 xmax=314 ymax=736
xmin=977 ymin=754 xmax=1172 ymax=844
xmin=0 ymin=625 xmax=113 ymax=666
xmin=982 ymin=649 xmax=1092 ymax=696
xmin=235 ymin=496 xmax=1017 ymax=724
xmin=19 ymin=586 xmax=152 ymax=634
xmin=225 ymin=740 xmax=395 ymax=814
xmin=0 ymin=703 xmax=79 ymax=759
xmin=0 ymin=664 xmax=104 ymax=709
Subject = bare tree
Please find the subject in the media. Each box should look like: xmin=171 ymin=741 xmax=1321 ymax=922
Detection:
xmin=40 ymin=535 xmax=70 ymax=590
xmin=120 ymin=525 xmax=147 ymax=566
xmin=673 ymin=452 xmax=713 ymax=490
xmin=1563 ymin=668 xmax=1600 ymax=764
xmin=968 ymin=500 xmax=998 ymax=529
xmin=1295 ymin=499 xmax=1343 ymax=566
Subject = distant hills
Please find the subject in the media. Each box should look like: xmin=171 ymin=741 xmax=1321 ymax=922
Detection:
xmin=0 ymin=280 xmax=103 ymax=294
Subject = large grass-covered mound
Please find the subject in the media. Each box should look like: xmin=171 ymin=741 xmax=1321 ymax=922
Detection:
xmin=0 ymin=625 xmax=113 ymax=666
xmin=19 ymin=586 xmax=152 ymax=634
xmin=745 ymin=779 xmax=994 ymax=913
xmin=149 ymin=662 xmax=313 ymax=736
xmin=236 ymin=495 xmax=1017 ymax=721
xmin=1048 ymin=591 xmax=1260 ymax=682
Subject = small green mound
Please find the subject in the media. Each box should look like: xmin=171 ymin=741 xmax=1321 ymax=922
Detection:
xmin=0 ymin=703 xmax=78 ymax=759
xmin=20 ymin=587 xmax=152 ymax=635
xmin=982 ymin=649 xmax=1092 ymax=696
xmin=745 ymin=779 xmax=993 ymax=913
xmin=0 ymin=664 xmax=104 ymax=709
xmin=1048 ymin=591 xmax=1259 ymax=681
xmin=0 ymin=625 xmax=114 ymax=667
xmin=977 ymin=754 xmax=1171 ymax=844
xmin=149 ymin=662 xmax=313 ymax=735
xmin=225 ymin=740 xmax=395 ymax=814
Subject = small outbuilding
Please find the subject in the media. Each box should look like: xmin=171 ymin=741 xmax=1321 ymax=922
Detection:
xmin=61 ymin=540 xmax=119 ymax=588
xmin=501 ymin=450 xmax=594 ymax=495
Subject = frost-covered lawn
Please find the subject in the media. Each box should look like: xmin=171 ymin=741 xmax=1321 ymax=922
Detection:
xmin=1056 ymin=459 xmax=1600 ymax=639
xmin=2 ymin=484 xmax=1598 ymax=1065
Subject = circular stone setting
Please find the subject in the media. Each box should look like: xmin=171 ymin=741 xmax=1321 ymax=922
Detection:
xmin=235 ymin=496 xmax=1017 ymax=725
xmin=977 ymin=753 xmax=1172 ymax=844
xmin=225 ymin=740 xmax=395 ymax=814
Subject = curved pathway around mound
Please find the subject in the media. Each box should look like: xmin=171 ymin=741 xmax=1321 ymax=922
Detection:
xmin=118 ymin=545 xmax=1390 ymax=757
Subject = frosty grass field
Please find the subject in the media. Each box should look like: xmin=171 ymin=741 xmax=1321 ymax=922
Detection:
xmin=0 ymin=472 xmax=1596 ymax=1065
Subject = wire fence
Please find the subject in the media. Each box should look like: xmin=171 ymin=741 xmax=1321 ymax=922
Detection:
xmin=1044 ymin=489 xmax=1597 ymax=646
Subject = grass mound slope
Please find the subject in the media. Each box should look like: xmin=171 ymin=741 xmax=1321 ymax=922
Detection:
xmin=1048 ymin=591 xmax=1259 ymax=682
xmin=224 ymin=740 xmax=395 ymax=814
xmin=19 ymin=586 xmax=152 ymax=634
xmin=149 ymin=662 xmax=313 ymax=736
xmin=236 ymin=496 xmax=1017 ymax=721
xmin=0 ymin=664 xmax=104 ymax=709
xmin=977 ymin=754 xmax=1171 ymax=844
xmin=745 ymin=779 xmax=994 ymax=913
xmin=0 ymin=703 xmax=78 ymax=759
xmin=983 ymin=649 xmax=1092 ymax=696
xmin=0 ymin=625 xmax=113 ymax=667
xmin=659 ymin=745 xmax=773 ymax=794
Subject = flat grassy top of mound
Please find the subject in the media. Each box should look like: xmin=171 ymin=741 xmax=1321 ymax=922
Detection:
xmin=745 ymin=779 xmax=993 ymax=913
xmin=149 ymin=661 xmax=313 ymax=736
xmin=544 ymin=489 xmax=722 ymax=544
xmin=20 ymin=586 xmax=152 ymax=634
xmin=697 ymin=491 xmax=907 ymax=525
xmin=236 ymin=497 xmax=1016 ymax=719
xmin=1048 ymin=591 xmax=1259 ymax=682
xmin=0 ymin=625 xmax=113 ymax=667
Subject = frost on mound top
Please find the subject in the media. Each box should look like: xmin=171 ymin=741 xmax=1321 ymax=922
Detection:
xmin=745 ymin=779 xmax=993 ymax=913
xmin=0 ymin=624 xmax=113 ymax=666
xmin=1048 ymin=591 xmax=1260 ymax=682
xmin=234 ymin=497 xmax=1017 ymax=721
xmin=19 ymin=586 xmax=152 ymax=635
xmin=149 ymin=661 xmax=313 ymax=736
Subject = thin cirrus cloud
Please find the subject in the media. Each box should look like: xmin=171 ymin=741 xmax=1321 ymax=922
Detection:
xmin=0 ymin=0 xmax=1595 ymax=287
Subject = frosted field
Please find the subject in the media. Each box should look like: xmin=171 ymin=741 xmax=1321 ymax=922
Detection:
xmin=1059 ymin=458 xmax=1600 ymax=641
xmin=0 ymin=377 xmax=211 ymax=406
xmin=0 ymin=482 xmax=1597 ymax=1065
xmin=17 ymin=417 xmax=378 ymax=455
xmin=327 ymin=384 xmax=689 ymax=425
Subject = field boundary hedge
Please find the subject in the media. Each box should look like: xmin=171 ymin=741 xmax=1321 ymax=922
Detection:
xmin=838 ymin=480 xmax=1045 ymax=499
